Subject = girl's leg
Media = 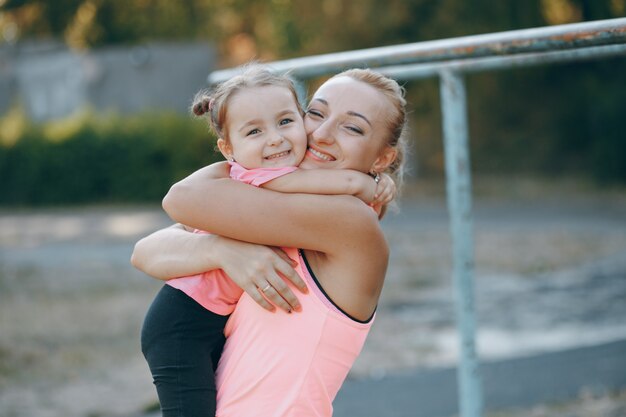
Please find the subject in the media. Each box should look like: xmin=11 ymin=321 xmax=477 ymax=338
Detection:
xmin=141 ymin=285 xmax=228 ymax=417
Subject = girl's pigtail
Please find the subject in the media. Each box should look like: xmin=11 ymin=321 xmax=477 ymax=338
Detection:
xmin=191 ymin=90 xmax=213 ymax=117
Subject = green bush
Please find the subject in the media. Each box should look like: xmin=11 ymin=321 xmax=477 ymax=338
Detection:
xmin=0 ymin=109 xmax=221 ymax=206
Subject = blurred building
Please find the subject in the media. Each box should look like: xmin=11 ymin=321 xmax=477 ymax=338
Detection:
xmin=0 ymin=41 xmax=215 ymax=121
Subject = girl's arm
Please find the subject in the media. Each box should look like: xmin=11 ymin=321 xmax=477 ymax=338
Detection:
xmin=183 ymin=161 xmax=395 ymax=207
xmin=131 ymin=223 xmax=307 ymax=313
xmin=262 ymin=169 xmax=377 ymax=204
xmin=162 ymin=171 xmax=383 ymax=255
xmin=131 ymin=223 xmax=220 ymax=279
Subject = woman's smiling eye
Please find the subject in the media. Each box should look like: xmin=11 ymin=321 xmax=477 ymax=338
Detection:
xmin=279 ymin=118 xmax=293 ymax=126
xmin=346 ymin=125 xmax=364 ymax=134
xmin=306 ymin=109 xmax=323 ymax=118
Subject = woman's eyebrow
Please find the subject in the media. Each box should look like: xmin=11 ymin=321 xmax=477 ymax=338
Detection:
xmin=347 ymin=111 xmax=372 ymax=127
xmin=311 ymin=98 xmax=371 ymax=126
xmin=311 ymin=98 xmax=328 ymax=106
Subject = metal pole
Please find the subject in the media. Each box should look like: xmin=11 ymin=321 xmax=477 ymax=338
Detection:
xmin=209 ymin=18 xmax=626 ymax=83
xmin=378 ymin=43 xmax=626 ymax=81
xmin=291 ymin=77 xmax=309 ymax=109
xmin=439 ymin=69 xmax=483 ymax=417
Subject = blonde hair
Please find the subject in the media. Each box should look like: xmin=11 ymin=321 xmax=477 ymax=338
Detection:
xmin=329 ymin=69 xmax=409 ymax=189
xmin=192 ymin=64 xmax=302 ymax=143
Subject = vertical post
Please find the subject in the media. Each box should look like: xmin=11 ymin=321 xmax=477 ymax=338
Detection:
xmin=439 ymin=69 xmax=483 ymax=417
xmin=291 ymin=77 xmax=308 ymax=109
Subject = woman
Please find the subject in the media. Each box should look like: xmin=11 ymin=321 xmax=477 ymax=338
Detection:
xmin=132 ymin=68 xmax=408 ymax=416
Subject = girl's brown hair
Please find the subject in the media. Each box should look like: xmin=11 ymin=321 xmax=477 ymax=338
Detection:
xmin=192 ymin=64 xmax=302 ymax=143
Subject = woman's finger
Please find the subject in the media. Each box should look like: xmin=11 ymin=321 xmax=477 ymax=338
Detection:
xmin=274 ymin=258 xmax=308 ymax=294
xmin=271 ymin=246 xmax=298 ymax=267
xmin=257 ymin=281 xmax=294 ymax=313
xmin=245 ymin=284 xmax=276 ymax=312
xmin=266 ymin=272 xmax=302 ymax=312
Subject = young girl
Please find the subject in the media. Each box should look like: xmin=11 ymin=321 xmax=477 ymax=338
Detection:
xmin=139 ymin=65 xmax=391 ymax=417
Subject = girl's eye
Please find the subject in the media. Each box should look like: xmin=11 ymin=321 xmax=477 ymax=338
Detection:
xmin=279 ymin=118 xmax=293 ymax=126
xmin=246 ymin=128 xmax=261 ymax=136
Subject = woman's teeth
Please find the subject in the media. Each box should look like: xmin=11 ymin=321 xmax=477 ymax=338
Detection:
xmin=309 ymin=148 xmax=334 ymax=161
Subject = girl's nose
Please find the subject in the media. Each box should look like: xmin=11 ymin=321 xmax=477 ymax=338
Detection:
xmin=268 ymin=131 xmax=285 ymax=146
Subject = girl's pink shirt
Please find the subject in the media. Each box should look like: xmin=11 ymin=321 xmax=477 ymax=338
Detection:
xmin=166 ymin=162 xmax=298 ymax=315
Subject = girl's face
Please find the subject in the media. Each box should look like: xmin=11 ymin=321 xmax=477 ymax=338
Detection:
xmin=218 ymin=85 xmax=307 ymax=169
xmin=299 ymin=76 xmax=396 ymax=173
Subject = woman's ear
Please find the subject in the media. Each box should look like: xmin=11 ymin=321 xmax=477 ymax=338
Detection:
xmin=217 ymin=138 xmax=234 ymax=161
xmin=371 ymin=146 xmax=398 ymax=173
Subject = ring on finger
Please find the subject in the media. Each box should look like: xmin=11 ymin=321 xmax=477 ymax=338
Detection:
xmin=261 ymin=283 xmax=272 ymax=292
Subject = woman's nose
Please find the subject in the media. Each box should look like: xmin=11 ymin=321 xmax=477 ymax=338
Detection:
xmin=310 ymin=120 xmax=335 ymax=145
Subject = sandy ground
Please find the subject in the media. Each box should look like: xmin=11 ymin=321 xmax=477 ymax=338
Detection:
xmin=1 ymin=178 xmax=625 ymax=417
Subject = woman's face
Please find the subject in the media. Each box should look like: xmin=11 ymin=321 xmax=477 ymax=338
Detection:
xmin=299 ymin=76 xmax=393 ymax=173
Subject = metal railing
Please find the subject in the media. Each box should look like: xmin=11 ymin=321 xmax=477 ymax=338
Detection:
xmin=208 ymin=18 xmax=626 ymax=417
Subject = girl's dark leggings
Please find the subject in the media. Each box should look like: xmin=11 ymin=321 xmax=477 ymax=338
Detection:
xmin=141 ymin=285 xmax=229 ymax=417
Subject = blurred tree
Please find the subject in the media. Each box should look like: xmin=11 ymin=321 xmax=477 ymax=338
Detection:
xmin=1 ymin=0 xmax=624 ymax=181
xmin=2 ymin=0 xmax=621 ymax=59
xmin=1 ymin=0 xmax=82 ymax=39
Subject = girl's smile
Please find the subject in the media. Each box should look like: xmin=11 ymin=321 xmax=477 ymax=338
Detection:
xmin=218 ymin=85 xmax=307 ymax=169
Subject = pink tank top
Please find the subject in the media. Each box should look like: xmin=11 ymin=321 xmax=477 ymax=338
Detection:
xmin=166 ymin=162 xmax=298 ymax=315
xmin=216 ymin=248 xmax=374 ymax=417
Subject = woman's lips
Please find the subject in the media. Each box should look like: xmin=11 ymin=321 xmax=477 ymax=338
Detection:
xmin=306 ymin=147 xmax=335 ymax=162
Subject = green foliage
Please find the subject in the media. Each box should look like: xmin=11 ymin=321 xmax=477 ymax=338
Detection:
xmin=458 ymin=59 xmax=626 ymax=182
xmin=1 ymin=0 xmax=625 ymax=188
xmin=0 ymin=110 xmax=220 ymax=206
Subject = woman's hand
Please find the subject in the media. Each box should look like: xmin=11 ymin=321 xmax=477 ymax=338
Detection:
xmin=132 ymin=223 xmax=307 ymax=313
xmin=215 ymin=236 xmax=308 ymax=313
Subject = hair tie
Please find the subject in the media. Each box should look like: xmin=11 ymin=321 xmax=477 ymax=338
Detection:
xmin=208 ymin=98 xmax=215 ymax=112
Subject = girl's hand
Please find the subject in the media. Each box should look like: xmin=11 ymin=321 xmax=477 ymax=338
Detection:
xmin=216 ymin=237 xmax=308 ymax=313
xmin=373 ymin=173 xmax=396 ymax=206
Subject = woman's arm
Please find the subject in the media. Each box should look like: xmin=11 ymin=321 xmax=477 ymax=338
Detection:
xmin=163 ymin=177 xmax=388 ymax=321
xmin=131 ymin=223 xmax=307 ymax=312
xmin=163 ymin=173 xmax=383 ymax=255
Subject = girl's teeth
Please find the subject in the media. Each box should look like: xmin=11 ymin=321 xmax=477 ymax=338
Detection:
xmin=267 ymin=151 xmax=289 ymax=159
